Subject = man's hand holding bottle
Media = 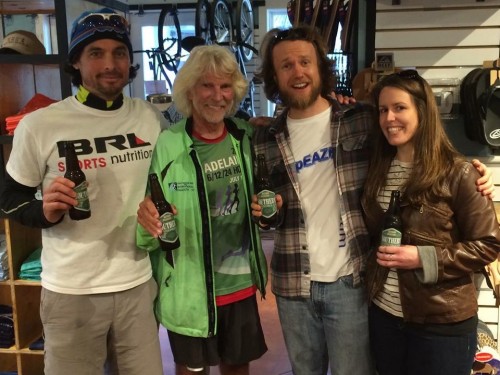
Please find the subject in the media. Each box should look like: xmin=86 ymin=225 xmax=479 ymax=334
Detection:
xmin=251 ymin=194 xmax=283 ymax=229
xmin=137 ymin=195 xmax=178 ymax=239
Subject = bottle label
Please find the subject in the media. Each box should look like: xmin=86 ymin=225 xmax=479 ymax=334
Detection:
xmin=257 ymin=190 xmax=277 ymax=219
xmin=381 ymin=228 xmax=402 ymax=246
xmin=73 ymin=182 xmax=90 ymax=212
xmin=159 ymin=212 xmax=179 ymax=244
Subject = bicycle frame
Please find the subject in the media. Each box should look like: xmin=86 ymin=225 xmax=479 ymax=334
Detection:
xmin=194 ymin=0 xmax=258 ymax=118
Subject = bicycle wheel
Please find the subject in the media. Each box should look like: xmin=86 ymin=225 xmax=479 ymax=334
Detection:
xmin=195 ymin=0 xmax=211 ymax=45
xmin=293 ymin=0 xmax=302 ymax=26
xmin=158 ymin=5 xmax=182 ymax=72
xmin=243 ymin=79 xmax=256 ymax=118
xmin=210 ymin=0 xmax=233 ymax=45
xmin=235 ymin=0 xmax=254 ymax=62
xmin=322 ymin=0 xmax=341 ymax=53
xmin=340 ymin=0 xmax=356 ymax=53
xmin=310 ymin=0 xmax=321 ymax=28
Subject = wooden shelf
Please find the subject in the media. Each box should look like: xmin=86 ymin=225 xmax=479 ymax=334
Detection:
xmin=0 ymin=1 xmax=54 ymax=15
xmin=0 ymin=54 xmax=61 ymax=64
xmin=0 ymin=1 xmax=129 ymax=372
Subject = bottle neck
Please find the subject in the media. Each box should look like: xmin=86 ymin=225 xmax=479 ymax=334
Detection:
xmin=149 ymin=177 xmax=165 ymax=203
xmin=387 ymin=194 xmax=400 ymax=215
xmin=65 ymin=146 xmax=80 ymax=170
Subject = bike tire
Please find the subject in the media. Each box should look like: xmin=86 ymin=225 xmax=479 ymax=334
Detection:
xmin=210 ymin=0 xmax=233 ymax=45
xmin=322 ymin=0 xmax=341 ymax=53
xmin=340 ymin=0 xmax=356 ymax=53
xmin=293 ymin=0 xmax=302 ymax=26
xmin=235 ymin=0 xmax=254 ymax=62
xmin=158 ymin=5 xmax=182 ymax=72
xmin=157 ymin=57 xmax=174 ymax=93
xmin=244 ymin=79 xmax=256 ymax=118
xmin=195 ymin=0 xmax=211 ymax=45
xmin=310 ymin=0 xmax=322 ymax=28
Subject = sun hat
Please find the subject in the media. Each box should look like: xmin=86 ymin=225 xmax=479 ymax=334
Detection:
xmin=68 ymin=7 xmax=133 ymax=63
xmin=0 ymin=30 xmax=46 ymax=55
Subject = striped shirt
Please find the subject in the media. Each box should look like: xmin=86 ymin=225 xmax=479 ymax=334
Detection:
xmin=373 ymin=159 xmax=413 ymax=317
xmin=252 ymin=98 xmax=375 ymax=297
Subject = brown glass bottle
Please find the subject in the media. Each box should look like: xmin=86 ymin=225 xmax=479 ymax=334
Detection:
xmin=149 ymin=173 xmax=180 ymax=255
xmin=64 ymin=141 xmax=91 ymax=220
xmin=255 ymin=154 xmax=278 ymax=226
xmin=380 ymin=190 xmax=403 ymax=246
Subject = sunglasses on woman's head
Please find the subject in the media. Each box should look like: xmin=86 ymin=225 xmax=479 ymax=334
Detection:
xmin=395 ymin=69 xmax=420 ymax=80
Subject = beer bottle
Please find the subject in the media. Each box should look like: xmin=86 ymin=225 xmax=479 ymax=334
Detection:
xmin=380 ymin=190 xmax=403 ymax=246
xmin=255 ymin=154 xmax=278 ymax=226
xmin=64 ymin=141 xmax=91 ymax=220
xmin=149 ymin=173 xmax=179 ymax=266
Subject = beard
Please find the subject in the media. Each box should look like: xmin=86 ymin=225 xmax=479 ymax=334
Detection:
xmin=193 ymin=100 xmax=234 ymax=125
xmin=98 ymin=71 xmax=127 ymax=94
xmin=279 ymin=82 xmax=322 ymax=110
xmin=96 ymin=83 xmax=125 ymax=100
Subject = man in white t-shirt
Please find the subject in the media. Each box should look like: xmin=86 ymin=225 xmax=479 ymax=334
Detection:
xmin=0 ymin=8 xmax=167 ymax=375
xmin=251 ymin=25 xmax=494 ymax=375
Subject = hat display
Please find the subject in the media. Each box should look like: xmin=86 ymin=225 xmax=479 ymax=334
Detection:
xmin=0 ymin=30 xmax=46 ymax=55
xmin=68 ymin=7 xmax=133 ymax=63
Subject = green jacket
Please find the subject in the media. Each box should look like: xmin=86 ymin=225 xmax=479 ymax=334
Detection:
xmin=137 ymin=117 xmax=267 ymax=338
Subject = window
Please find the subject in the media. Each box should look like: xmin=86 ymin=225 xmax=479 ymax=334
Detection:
xmin=129 ymin=10 xmax=196 ymax=99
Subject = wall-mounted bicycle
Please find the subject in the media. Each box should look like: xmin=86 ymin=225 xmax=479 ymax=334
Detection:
xmin=193 ymin=0 xmax=259 ymax=118
xmin=133 ymin=4 xmax=184 ymax=94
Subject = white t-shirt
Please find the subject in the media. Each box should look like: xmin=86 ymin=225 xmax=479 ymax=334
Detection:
xmin=7 ymin=96 xmax=166 ymax=294
xmin=287 ymin=107 xmax=352 ymax=282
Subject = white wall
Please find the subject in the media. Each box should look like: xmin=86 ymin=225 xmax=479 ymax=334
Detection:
xmin=375 ymin=0 xmax=500 ymax=80
xmin=376 ymin=0 xmax=500 ymax=340
xmin=375 ymin=0 xmax=500 ymax=179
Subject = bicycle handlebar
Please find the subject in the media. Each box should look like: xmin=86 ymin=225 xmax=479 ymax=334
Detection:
xmin=180 ymin=37 xmax=259 ymax=56
xmin=217 ymin=41 xmax=258 ymax=55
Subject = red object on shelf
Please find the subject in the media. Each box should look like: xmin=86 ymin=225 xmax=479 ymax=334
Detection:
xmin=4 ymin=93 xmax=58 ymax=135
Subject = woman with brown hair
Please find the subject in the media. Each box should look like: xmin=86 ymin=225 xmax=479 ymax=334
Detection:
xmin=361 ymin=69 xmax=500 ymax=375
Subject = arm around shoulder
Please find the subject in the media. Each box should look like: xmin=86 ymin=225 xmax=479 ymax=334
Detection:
xmin=452 ymin=162 xmax=500 ymax=263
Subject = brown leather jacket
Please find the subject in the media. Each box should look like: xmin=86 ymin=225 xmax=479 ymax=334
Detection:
xmin=362 ymin=161 xmax=500 ymax=324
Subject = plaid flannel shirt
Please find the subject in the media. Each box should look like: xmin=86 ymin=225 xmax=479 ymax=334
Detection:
xmin=252 ymin=98 xmax=374 ymax=297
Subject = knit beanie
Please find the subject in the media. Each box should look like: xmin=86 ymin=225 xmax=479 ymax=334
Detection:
xmin=68 ymin=8 xmax=133 ymax=63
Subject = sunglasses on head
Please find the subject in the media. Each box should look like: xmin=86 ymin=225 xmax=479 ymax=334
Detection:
xmin=271 ymin=28 xmax=312 ymax=47
xmin=274 ymin=29 xmax=290 ymax=42
xmin=77 ymin=13 xmax=129 ymax=34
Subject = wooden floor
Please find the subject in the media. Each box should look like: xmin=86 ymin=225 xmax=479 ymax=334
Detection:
xmin=159 ymin=231 xmax=294 ymax=375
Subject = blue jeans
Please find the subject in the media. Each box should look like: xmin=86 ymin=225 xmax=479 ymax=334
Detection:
xmin=369 ymin=305 xmax=477 ymax=375
xmin=276 ymin=275 xmax=375 ymax=375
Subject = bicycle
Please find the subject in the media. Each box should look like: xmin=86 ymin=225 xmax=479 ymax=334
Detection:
xmin=235 ymin=0 xmax=255 ymax=62
xmin=133 ymin=47 xmax=177 ymax=93
xmin=195 ymin=0 xmax=233 ymax=46
xmin=157 ymin=4 xmax=182 ymax=72
xmin=194 ymin=0 xmax=258 ymax=118
xmin=289 ymin=0 xmax=355 ymax=54
xmin=133 ymin=4 xmax=184 ymax=94
xmin=322 ymin=0 xmax=341 ymax=53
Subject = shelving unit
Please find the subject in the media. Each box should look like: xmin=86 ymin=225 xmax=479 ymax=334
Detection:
xmin=1 ymin=1 xmax=129 ymax=372
xmin=0 ymin=219 xmax=43 ymax=374
xmin=0 ymin=1 xmax=70 ymax=373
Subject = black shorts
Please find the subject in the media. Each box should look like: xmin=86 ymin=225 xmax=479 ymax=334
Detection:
xmin=168 ymin=295 xmax=267 ymax=368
